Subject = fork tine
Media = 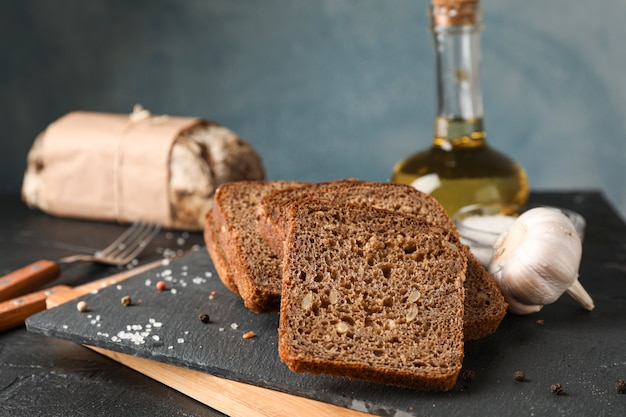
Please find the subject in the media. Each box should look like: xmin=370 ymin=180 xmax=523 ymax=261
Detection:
xmin=96 ymin=222 xmax=160 ymax=263
xmin=116 ymin=224 xmax=161 ymax=261
xmin=97 ymin=222 xmax=144 ymax=256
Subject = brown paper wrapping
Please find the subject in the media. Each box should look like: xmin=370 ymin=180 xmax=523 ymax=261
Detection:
xmin=38 ymin=111 xmax=203 ymax=227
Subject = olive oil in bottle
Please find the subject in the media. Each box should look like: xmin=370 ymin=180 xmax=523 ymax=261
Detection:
xmin=391 ymin=0 xmax=528 ymax=216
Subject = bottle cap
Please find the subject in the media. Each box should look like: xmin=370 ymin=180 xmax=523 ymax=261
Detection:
xmin=431 ymin=0 xmax=480 ymax=26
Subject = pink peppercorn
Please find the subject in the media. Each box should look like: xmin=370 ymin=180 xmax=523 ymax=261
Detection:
xmin=156 ymin=281 xmax=167 ymax=291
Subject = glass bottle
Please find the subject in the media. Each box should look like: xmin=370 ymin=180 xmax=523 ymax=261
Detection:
xmin=391 ymin=0 xmax=529 ymax=216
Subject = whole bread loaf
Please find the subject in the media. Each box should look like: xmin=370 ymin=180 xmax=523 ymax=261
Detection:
xmin=207 ymin=180 xmax=304 ymax=313
xmin=257 ymin=180 xmax=507 ymax=340
xmin=278 ymin=200 xmax=467 ymax=391
xmin=22 ymin=111 xmax=264 ymax=230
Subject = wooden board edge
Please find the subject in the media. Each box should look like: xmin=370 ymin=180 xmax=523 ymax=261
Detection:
xmin=87 ymin=345 xmax=373 ymax=417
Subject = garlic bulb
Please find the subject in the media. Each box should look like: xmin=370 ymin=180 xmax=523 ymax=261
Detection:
xmin=488 ymin=207 xmax=594 ymax=315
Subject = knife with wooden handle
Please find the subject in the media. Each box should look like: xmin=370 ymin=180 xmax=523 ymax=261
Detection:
xmin=0 ymin=260 xmax=62 ymax=302
xmin=0 ymin=284 xmax=70 ymax=332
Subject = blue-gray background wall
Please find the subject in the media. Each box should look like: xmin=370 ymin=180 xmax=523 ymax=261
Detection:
xmin=2 ymin=0 xmax=625 ymax=218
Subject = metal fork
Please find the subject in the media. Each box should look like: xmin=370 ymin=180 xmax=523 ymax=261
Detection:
xmin=0 ymin=222 xmax=161 ymax=302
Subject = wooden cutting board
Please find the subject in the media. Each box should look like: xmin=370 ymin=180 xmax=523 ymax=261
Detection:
xmin=25 ymin=249 xmax=626 ymax=417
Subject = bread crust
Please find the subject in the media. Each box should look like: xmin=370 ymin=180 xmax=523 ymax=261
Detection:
xmin=203 ymin=210 xmax=239 ymax=295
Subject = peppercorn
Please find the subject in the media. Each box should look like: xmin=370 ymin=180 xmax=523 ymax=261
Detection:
xmin=156 ymin=281 xmax=167 ymax=291
xmin=198 ymin=313 xmax=211 ymax=323
xmin=550 ymin=383 xmax=564 ymax=395
xmin=462 ymin=370 xmax=475 ymax=381
xmin=121 ymin=295 xmax=132 ymax=306
xmin=76 ymin=301 xmax=88 ymax=312
xmin=615 ymin=379 xmax=626 ymax=394
xmin=513 ymin=371 xmax=526 ymax=382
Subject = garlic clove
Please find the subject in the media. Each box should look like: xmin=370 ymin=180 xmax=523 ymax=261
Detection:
xmin=566 ymin=279 xmax=595 ymax=311
xmin=504 ymin=295 xmax=543 ymax=315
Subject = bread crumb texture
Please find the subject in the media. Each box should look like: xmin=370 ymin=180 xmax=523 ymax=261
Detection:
xmin=279 ymin=201 xmax=466 ymax=391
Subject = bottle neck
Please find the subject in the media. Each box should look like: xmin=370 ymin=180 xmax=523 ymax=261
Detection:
xmin=431 ymin=4 xmax=486 ymax=149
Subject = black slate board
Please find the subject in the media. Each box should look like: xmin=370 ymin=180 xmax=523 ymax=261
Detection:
xmin=27 ymin=249 xmax=626 ymax=417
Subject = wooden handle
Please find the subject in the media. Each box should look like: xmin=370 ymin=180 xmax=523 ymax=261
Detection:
xmin=0 ymin=285 xmax=71 ymax=332
xmin=0 ymin=260 xmax=61 ymax=302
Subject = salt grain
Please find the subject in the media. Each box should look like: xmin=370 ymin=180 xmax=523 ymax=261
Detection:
xmin=230 ymin=323 xmax=239 ymax=330
xmin=177 ymin=338 xmax=185 ymax=344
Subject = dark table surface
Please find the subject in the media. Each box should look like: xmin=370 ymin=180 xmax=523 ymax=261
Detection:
xmin=1 ymin=190 xmax=625 ymax=417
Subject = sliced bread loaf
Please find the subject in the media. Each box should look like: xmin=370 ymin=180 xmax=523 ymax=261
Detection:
xmin=206 ymin=180 xmax=304 ymax=313
xmin=278 ymin=200 xmax=467 ymax=391
xmin=258 ymin=180 xmax=507 ymax=340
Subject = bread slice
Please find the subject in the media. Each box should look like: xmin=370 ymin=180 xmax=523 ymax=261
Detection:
xmin=206 ymin=180 xmax=305 ymax=313
xmin=258 ymin=180 xmax=507 ymax=340
xmin=278 ymin=200 xmax=466 ymax=391
xmin=204 ymin=210 xmax=239 ymax=295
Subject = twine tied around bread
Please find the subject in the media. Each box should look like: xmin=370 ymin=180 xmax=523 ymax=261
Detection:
xmin=112 ymin=104 xmax=172 ymax=223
